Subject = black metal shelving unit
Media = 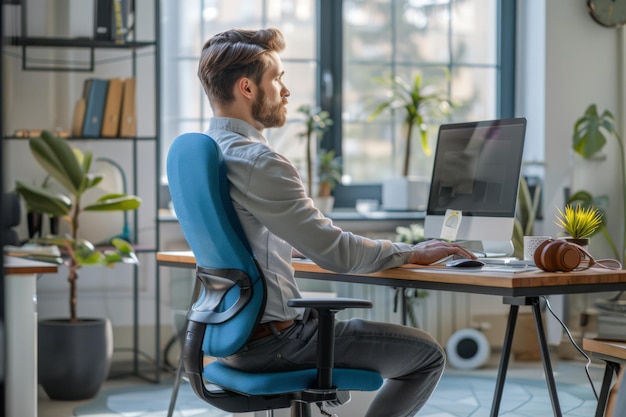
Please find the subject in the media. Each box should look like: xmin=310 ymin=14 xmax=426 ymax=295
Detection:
xmin=4 ymin=0 xmax=162 ymax=383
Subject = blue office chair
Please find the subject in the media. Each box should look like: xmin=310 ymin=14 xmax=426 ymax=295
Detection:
xmin=166 ymin=132 xmax=383 ymax=416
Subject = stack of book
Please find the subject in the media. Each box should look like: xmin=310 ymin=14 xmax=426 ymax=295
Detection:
xmin=71 ymin=77 xmax=136 ymax=138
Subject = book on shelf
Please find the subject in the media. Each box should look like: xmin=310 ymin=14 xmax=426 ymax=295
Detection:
xmin=101 ymin=77 xmax=123 ymax=137
xmin=94 ymin=0 xmax=113 ymax=40
xmin=112 ymin=0 xmax=132 ymax=43
xmin=119 ymin=77 xmax=136 ymax=137
xmin=82 ymin=78 xmax=109 ymax=137
xmin=71 ymin=97 xmax=86 ymax=137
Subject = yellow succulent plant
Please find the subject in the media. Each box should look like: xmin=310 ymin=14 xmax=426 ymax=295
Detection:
xmin=554 ymin=204 xmax=602 ymax=240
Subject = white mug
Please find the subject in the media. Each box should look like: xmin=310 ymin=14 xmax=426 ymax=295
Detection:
xmin=523 ymin=236 xmax=552 ymax=261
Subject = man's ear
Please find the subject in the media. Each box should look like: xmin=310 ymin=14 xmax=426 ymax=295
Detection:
xmin=236 ymin=77 xmax=255 ymax=100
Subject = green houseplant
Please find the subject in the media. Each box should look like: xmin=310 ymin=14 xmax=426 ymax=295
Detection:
xmin=15 ymin=130 xmax=141 ymax=400
xmin=512 ymin=175 xmax=542 ymax=259
xmin=367 ymin=71 xmax=452 ymax=177
xmin=296 ymin=104 xmax=334 ymax=197
xmin=367 ymin=71 xmax=452 ymax=210
xmin=317 ymin=149 xmax=341 ymax=198
xmin=572 ymin=104 xmax=624 ymax=261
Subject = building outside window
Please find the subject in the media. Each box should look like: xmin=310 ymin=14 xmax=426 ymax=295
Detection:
xmin=160 ymin=0 xmax=514 ymax=207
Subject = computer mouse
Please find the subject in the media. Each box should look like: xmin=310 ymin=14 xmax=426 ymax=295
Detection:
xmin=445 ymin=258 xmax=485 ymax=268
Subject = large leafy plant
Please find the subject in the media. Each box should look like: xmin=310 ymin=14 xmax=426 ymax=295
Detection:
xmin=367 ymin=71 xmax=452 ymax=177
xmin=572 ymin=104 xmax=624 ymax=262
xmin=15 ymin=131 xmax=142 ymax=322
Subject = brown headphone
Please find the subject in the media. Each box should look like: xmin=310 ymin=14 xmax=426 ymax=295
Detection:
xmin=534 ymin=239 xmax=622 ymax=272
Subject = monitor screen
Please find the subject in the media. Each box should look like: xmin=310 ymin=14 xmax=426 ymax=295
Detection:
xmin=423 ymin=118 xmax=527 ymax=243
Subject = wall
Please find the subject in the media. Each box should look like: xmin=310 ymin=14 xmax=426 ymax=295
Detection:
xmin=2 ymin=1 xmax=624 ymax=354
xmin=533 ymin=0 xmax=623 ymax=257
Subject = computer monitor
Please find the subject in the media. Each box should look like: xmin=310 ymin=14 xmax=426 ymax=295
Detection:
xmin=423 ymin=118 xmax=527 ymax=246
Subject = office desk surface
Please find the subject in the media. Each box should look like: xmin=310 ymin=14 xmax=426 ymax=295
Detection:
xmin=156 ymin=251 xmax=626 ymax=297
xmin=4 ymin=255 xmax=59 ymax=274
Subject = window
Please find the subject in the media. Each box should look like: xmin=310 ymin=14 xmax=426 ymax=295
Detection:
xmin=160 ymin=0 xmax=318 ymax=182
xmin=160 ymin=0 xmax=515 ymax=207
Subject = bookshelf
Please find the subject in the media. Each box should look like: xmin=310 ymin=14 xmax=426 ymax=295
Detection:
xmin=3 ymin=0 xmax=163 ymax=382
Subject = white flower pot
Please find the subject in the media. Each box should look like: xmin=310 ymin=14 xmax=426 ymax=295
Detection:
xmin=382 ymin=177 xmax=430 ymax=211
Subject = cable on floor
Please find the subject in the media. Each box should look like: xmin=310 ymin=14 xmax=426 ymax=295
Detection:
xmin=541 ymin=295 xmax=599 ymax=400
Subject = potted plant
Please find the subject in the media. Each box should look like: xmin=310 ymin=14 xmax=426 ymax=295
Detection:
xmin=572 ymin=104 xmax=625 ymax=261
xmin=367 ymin=71 xmax=453 ymax=210
xmin=296 ymin=104 xmax=334 ymax=198
xmin=553 ymin=203 xmax=602 ymax=248
xmin=14 ymin=130 xmax=141 ymax=400
xmin=314 ymin=149 xmax=342 ymax=213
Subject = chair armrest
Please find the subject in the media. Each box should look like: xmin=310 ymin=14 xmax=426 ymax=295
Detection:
xmin=287 ymin=297 xmax=373 ymax=391
xmin=287 ymin=297 xmax=372 ymax=311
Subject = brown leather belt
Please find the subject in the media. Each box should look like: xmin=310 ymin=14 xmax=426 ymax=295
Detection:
xmin=250 ymin=320 xmax=295 ymax=341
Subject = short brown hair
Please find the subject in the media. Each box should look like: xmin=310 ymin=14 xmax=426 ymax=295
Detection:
xmin=198 ymin=28 xmax=286 ymax=106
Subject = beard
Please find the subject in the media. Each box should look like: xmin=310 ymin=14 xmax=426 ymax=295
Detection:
xmin=252 ymin=87 xmax=287 ymax=128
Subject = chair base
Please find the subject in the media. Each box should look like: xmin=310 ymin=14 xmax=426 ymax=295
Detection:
xmin=290 ymin=400 xmax=311 ymax=417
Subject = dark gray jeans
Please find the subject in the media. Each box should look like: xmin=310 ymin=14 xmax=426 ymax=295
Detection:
xmin=220 ymin=311 xmax=445 ymax=417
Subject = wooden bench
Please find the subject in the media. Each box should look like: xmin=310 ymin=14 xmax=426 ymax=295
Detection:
xmin=583 ymin=338 xmax=626 ymax=417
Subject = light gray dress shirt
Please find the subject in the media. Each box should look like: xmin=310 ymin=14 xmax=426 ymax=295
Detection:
xmin=207 ymin=117 xmax=414 ymax=323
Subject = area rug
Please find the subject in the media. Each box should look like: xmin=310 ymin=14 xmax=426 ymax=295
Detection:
xmin=74 ymin=373 xmax=598 ymax=417
xmin=73 ymin=381 xmax=232 ymax=417
xmin=419 ymin=375 xmax=597 ymax=417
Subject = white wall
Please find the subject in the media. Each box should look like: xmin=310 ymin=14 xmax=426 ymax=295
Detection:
xmin=2 ymin=1 xmax=625 ymax=350
xmin=525 ymin=0 xmax=624 ymax=259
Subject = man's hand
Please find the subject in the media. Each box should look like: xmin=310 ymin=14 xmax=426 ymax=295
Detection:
xmin=408 ymin=240 xmax=476 ymax=265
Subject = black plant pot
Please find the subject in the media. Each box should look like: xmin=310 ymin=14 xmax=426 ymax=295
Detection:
xmin=38 ymin=318 xmax=113 ymax=400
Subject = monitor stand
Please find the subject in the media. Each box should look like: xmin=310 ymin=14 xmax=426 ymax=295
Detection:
xmin=457 ymin=240 xmax=515 ymax=258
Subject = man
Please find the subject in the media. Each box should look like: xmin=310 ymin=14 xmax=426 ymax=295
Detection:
xmin=197 ymin=27 xmax=475 ymax=417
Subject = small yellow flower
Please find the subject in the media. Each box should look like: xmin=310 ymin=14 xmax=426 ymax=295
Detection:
xmin=554 ymin=204 xmax=602 ymax=239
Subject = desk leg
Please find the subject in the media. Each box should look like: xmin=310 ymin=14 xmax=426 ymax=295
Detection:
xmin=490 ymin=303 xmax=519 ymax=417
xmin=492 ymin=297 xmax=562 ymax=417
xmin=530 ymin=299 xmax=562 ymax=417
xmin=595 ymin=361 xmax=620 ymax=417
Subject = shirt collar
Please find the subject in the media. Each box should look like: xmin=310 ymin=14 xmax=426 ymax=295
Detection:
xmin=208 ymin=117 xmax=268 ymax=145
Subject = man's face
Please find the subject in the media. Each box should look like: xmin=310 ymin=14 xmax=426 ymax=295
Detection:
xmin=252 ymin=52 xmax=290 ymax=128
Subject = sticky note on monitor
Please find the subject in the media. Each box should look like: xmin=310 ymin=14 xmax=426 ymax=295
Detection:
xmin=440 ymin=209 xmax=462 ymax=241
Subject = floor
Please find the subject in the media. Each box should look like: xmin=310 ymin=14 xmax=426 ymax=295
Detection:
xmin=38 ymin=352 xmax=609 ymax=417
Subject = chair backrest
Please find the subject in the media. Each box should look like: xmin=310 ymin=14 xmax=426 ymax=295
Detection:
xmin=167 ymin=132 xmax=266 ymax=357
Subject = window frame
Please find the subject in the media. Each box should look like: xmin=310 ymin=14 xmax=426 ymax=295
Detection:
xmin=319 ymin=0 xmax=517 ymax=208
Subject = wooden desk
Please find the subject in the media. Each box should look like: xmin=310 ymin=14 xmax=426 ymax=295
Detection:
xmin=157 ymin=251 xmax=626 ymax=417
xmin=4 ymin=256 xmax=58 ymax=417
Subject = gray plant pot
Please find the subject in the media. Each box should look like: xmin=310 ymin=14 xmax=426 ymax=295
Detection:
xmin=38 ymin=318 xmax=113 ymax=400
